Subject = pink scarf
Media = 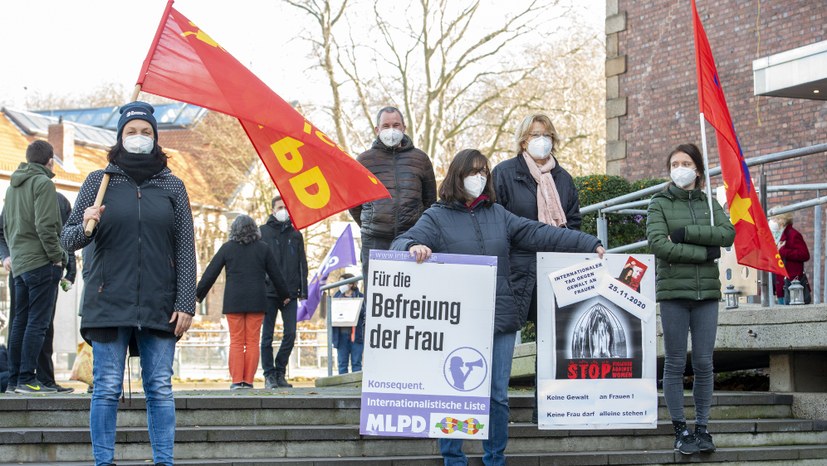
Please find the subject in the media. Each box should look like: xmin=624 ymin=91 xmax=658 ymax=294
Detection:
xmin=522 ymin=152 xmax=567 ymax=227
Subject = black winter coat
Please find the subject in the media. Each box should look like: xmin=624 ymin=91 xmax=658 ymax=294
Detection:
xmin=391 ymin=200 xmax=601 ymax=333
xmin=196 ymin=240 xmax=288 ymax=313
xmin=349 ymin=136 xmax=437 ymax=239
xmin=260 ymin=216 xmax=308 ymax=299
xmin=492 ymin=154 xmax=581 ymax=314
xmin=61 ymin=164 xmax=197 ymax=341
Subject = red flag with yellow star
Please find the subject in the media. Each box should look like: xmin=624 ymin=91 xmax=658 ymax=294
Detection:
xmin=691 ymin=0 xmax=787 ymax=277
xmin=135 ymin=1 xmax=389 ymax=230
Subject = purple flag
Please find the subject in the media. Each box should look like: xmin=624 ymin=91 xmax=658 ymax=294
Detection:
xmin=297 ymin=224 xmax=357 ymax=321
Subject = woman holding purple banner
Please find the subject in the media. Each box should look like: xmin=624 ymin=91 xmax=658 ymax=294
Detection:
xmin=392 ymin=149 xmax=604 ymax=466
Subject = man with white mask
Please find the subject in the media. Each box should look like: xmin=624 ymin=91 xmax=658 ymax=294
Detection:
xmin=259 ymin=195 xmax=308 ymax=388
xmin=349 ymin=106 xmax=437 ymax=367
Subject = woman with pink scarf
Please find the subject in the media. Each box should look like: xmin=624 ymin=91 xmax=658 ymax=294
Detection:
xmin=491 ymin=113 xmax=582 ymax=423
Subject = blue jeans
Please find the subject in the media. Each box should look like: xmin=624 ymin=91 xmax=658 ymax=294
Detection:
xmin=8 ymin=263 xmax=61 ymax=386
xmin=335 ymin=327 xmax=364 ymax=374
xmin=90 ymin=327 xmax=177 ymax=466
xmin=439 ymin=331 xmax=516 ymax=466
xmin=660 ymin=299 xmax=719 ymax=426
xmin=261 ymin=297 xmax=297 ymax=376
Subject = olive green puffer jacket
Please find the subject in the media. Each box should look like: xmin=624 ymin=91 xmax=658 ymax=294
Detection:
xmin=646 ymin=184 xmax=735 ymax=301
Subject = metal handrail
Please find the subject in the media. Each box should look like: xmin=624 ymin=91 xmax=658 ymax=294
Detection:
xmin=581 ymin=142 xmax=827 ymax=305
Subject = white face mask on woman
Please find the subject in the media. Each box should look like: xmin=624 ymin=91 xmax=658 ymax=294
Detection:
xmin=379 ymin=128 xmax=404 ymax=147
xmin=123 ymin=135 xmax=154 ymax=154
xmin=463 ymin=174 xmax=487 ymax=199
xmin=339 ymin=284 xmax=350 ymax=294
xmin=526 ymin=136 xmax=553 ymax=160
xmin=670 ymin=166 xmax=697 ymax=188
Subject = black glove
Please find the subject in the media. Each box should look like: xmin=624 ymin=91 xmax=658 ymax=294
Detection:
xmin=706 ymin=246 xmax=721 ymax=260
xmin=670 ymin=227 xmax=686 ymax=244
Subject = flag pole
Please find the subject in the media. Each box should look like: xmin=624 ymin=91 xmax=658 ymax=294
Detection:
xmin=698 ymin=113 xmax=715 ymax=225
xmin=83 ymin=0 xmax=174 ymax=235
xmin=83 ymin=84 xmax=143 ymax=236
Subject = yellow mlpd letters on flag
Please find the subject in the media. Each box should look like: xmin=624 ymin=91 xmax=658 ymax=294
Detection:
xmin=271 ymin=136 xmax=331 ymax=209
xmin=290 ymin=166 xmax=330 ymax=209
xmin=137 ymin=3 xmax=390 ymax=229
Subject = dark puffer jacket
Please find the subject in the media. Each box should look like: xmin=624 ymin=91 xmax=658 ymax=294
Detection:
xmin=646 ymin=184 xmax=735 ymax=301
xmin=349 ymin=136 xmax=437 ymax=239
xmin=61 ymin=164 xmax=197 ymax=340
xmin=391 ymin=200 xmax=601 ymax=333
xmin=492 ymin=154 xmax=581 ymax=314
xmin=260 ymin=215 xmax=308 ymax=299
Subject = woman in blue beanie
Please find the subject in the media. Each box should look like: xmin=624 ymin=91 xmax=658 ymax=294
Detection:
xmin=61 ymin=101 xmax=196 ymax=466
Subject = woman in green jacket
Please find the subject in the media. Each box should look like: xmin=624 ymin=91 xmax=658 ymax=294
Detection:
xmin=646 ymin=143 xmax=735 ymax=456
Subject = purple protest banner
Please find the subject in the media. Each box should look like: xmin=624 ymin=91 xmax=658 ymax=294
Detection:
xmin=297 ymin=224 xmax=357 ymax=321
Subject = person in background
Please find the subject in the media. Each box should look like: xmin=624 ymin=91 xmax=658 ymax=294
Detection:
xmin=331 ymin=273 xmax=364 ymax=374
xmin=61 ymin=101 xmax=196 ymax=466
xmin=3 ymin=140 xmax=66 ymax=394
xmin=770 ymin=213 xmax=811 ymax=304
xmin=260 ymin=195 xmax=308 ymax=389
xmin=196 ymin=215 xmax=289 ymax=389
xmin=492 ymin=113 xmax=581 ymax=423
xmin=646 ymin=143 xmax=735 ymax=456
xmin=392 ymin=148 xmax=604 ymax=466
xmin=35 ymin=192 xmax=77 ymax=393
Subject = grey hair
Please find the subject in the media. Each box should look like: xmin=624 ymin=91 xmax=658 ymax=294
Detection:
xmin=375 ymin=106 xmax=405 ymax=127
xmin=229 ymin=214 xmax=261 ymax=245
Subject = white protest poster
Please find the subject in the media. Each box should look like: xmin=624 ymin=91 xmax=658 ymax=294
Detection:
xmin=360 ymin=250 xmax=497 ymax=439
xmin=537 ymin=252 xmax=658 ymax=430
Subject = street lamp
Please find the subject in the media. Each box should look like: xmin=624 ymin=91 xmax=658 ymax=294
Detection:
xmin=723 ymin=285 xmax=739 ymax=309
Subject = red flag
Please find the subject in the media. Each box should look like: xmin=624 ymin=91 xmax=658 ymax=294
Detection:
xmin=691 ymin=0 xmax=787 ymax=277
xmin=136 ymin=1 xmax=390 ymax=229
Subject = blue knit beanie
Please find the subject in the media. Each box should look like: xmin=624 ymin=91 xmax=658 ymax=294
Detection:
xmin=116 ymin=101 xmax=158 ymax=142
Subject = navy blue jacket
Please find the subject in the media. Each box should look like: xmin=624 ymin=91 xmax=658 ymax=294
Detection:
xmin=492 ymin=154 xmax=582 ymax=316
xmin=61 ymin=164 xmax=196 ymax=340
xmin=260 ymin=215 xmax=308 ymax=299
xmin=196 ymin=240 xmax=289 ymax=313
xmin=391 ymin=200 xmax=600 ymax=333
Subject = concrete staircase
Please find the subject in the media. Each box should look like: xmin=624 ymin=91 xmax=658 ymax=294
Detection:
xmin=1 ymin=389 xmax=826 ymax=465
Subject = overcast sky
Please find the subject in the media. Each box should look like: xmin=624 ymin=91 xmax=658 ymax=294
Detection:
xmin=0 ymin=0 xmax=604 ymax=110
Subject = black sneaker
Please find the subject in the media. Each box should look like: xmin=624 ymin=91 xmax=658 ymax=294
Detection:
xmin=86 ymin=385 xmax=94 ymax=394
xmin=15 ymin=382 xmax=58 ymax=394
xmin=44 ymin=383 xmax=75 ymax=394
xmin=264 ymin=374 xmax=278 ymax=389
xmin=695 ymin=428 xmax=716 ymax=452
xmin=241 ymin=382 xmax=254 ymax=389
xmin=230 ymin=383 xmax=245 ymax=390
xmin=674 ymin=429 xmax=701 ymax=455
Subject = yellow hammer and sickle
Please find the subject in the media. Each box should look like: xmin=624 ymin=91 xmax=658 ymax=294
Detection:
xmin=181 ymin=22 xmax=224 ymax=50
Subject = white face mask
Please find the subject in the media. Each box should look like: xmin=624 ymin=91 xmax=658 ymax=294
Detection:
xmin=526 ymin=136 xmax=553 ymax=160
xmin=463 ymin=174 xmax=487 ymax=199
xmin=274 ymin=209 xmax=289 ymax=223
xmin=670 ymin=166 xmax=697 ymax=188
xmin=123 ymin=135 xmax=154 ymax=154
xmin=769 ymin=221 xmax=783 ymax=240
xmin=339 ymin=284 xmax=350 ymax=294
xmin=379 ymin=128 xmax=404 ymax=147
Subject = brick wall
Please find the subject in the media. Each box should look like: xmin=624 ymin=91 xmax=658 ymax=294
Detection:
xmin=608 ymin=0 xmax=827 ymax=294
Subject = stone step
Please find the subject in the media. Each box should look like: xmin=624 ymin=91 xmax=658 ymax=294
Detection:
xmin=0 ymin=391 xmax=795 ymax=428
xmin=3 ymin=445 xmax=827 ymax=466
xmin=2 ymin=419 xmax=825 ymax=463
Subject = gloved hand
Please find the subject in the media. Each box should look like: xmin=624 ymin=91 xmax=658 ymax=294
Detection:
xmin=706 ymin=246 xmax=721 ymax=260
xmin=670 ymin=227 xmax=687 ymax=244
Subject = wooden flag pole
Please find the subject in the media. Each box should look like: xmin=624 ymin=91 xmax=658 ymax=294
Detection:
xmin=83 ymin=84 xmax=142 ymax=236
